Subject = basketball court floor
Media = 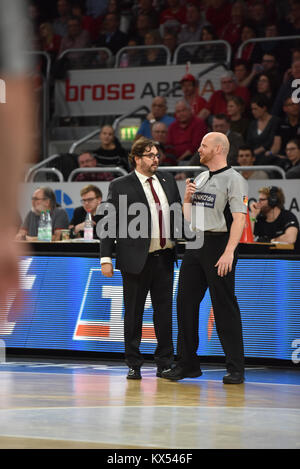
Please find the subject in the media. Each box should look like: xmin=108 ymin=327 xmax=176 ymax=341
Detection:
xmin=0 ymin=358 xmax=299 ymax=450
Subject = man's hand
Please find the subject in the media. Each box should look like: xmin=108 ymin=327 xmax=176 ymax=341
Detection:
xmin=101 ymin=263 xmax=114 ymax=277
xmin=215 ymin=250 xmax=234 ymax=277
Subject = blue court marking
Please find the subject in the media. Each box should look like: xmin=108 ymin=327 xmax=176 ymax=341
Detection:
xmin=0 ymin=361 xmax=299 ymax=385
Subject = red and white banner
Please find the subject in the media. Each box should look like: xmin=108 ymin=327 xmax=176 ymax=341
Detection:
xmin=54 ymin=64 xmax=226 ymax=117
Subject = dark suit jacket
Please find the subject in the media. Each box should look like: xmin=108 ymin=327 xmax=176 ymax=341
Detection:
xmin=99 ymin=170 xmax=183 ymax=274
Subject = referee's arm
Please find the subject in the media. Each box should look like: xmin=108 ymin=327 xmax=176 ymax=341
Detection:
xmin=215 ymin=212 xmax=246 ymax=277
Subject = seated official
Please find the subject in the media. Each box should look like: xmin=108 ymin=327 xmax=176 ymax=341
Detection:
xmin=16 ymin=186 xmax=69 ymax=241
xmin=249 ymin=186 xmax=300 ymax=251
xmin=69 ymin=184 xmax=103 ymax=238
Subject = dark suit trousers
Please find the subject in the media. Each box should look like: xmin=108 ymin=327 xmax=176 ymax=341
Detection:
xmin=177 ymin=234 xmax=244 ymax=374
xmin=121 ymin=249 xmax=174 ymax=369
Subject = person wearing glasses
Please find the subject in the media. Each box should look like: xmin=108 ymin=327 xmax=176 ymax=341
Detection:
xmin=69 ymin=184 xmax=103 ymax=238
xmin=249 ymin=186 xmax=300 ymax=251
xmin=99 ymin=137 xmax=183 ymax=380
xmin=16 ymin=187 xmax=69 ymax=241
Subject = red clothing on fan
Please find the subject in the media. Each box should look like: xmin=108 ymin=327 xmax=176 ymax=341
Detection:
xmin=159 ymin=6 xmax=186 ymax=24
xmin=206 ymin=87 xmax=250 ymax=115
xmin=205 ymin=2 xmax=232 ymax=36
xmin=189 ymin=95 xmax=208 ymax=116
xmin=166 ymin=116 xmax=207 ymax=162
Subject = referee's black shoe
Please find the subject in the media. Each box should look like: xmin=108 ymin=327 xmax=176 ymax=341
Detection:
xmin=127 ymin=367 xmax=142 ymax=380
xmin=223 ymin=372 xmax=244 ymax=384
xmin=161 ymin=366 xmax=202 ymax=381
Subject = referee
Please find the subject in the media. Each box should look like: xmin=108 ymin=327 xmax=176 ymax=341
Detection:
xmin=163 ymin=132 xmax=248 ymax=384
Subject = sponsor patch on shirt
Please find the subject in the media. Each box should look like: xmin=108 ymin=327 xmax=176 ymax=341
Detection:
xmin=193 ymin=192 xmax=216 ymax=208
xmin=243 ymin=195 xmax=248 ymax=206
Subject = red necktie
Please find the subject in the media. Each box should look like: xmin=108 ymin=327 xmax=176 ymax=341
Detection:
xmin=147 ymin=177 xmax=166 ymax=248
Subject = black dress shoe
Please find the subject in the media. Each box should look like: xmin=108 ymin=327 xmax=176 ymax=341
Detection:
xmin=162 ymin=366 xmax=202 ymax=381
xmin=156 ymin=366 xmax=174 ymax=378
xmin=127 ymin=367 xmax=142 ymax=380
xmin=223 ymin=372 xmax=244 ymax=384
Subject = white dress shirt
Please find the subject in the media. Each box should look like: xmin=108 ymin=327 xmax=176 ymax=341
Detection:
xmin=101 ymin=170 xmax=173 ymax=265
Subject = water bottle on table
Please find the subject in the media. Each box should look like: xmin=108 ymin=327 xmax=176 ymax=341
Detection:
xmin=84 ymin=211 xmax=93 ymax=241
xmin=38 ymin=211 xmax=46 ymax=241
xmin=45 ymin=210 xmax=52 ymax=242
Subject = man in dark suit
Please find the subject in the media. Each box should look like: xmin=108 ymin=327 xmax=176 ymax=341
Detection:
xmin=94 ymin=12 xmax=128 ymax=56
xmin=99 ymin=137 xmax=183 ymax=379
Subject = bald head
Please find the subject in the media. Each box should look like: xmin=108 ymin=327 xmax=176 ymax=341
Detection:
xmin=205 ymin=132 xmax=230 ymax=156
xmin=198 ymin=132 xmax=230 ymax=169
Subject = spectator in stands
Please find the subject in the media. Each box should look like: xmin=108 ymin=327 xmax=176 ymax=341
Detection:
xmin=272 ymin=59 xmax=300 ymax=117
xmin=140 ymin=30 xmax=166 ymax=66
xmin=86 ymin=0 xmax=109 ymax=19
xmin=210 ymin=113 xmax=244 ymax=165
xmin=272 ymin=97 xmax=300 ymax=156
xmin=71 ymin=2 xmax=98 ymax=41
xmin=166 ymin=100 xmax=207 ymax=163
xmin=249 ymin=186 xmax=300 ymax=251
xmin=151 ymin=121 xmax=175 ymax=165
xmin=247 ymin=0 xmax=268 ymax=36
xmin=180 ymin=73 xmax=208 ymax=118
xmin=246 ymin=94 xmax=280 ymax=164
xmin=191 ymin=25 xmax=226 ymax=64
xmin=59 ymin=16 xmax=91 ymax=67
xmin=199 ymin=71 xmax=250 ymax=121
xmin=219 ymin=0 xmax=246 ymax=52
xmin=237 ymin=144 xmax=269 ymax=179
xmin=119 ymin=38 xmax=142 ymax=67
xmin=95 ymin=13 xmax=128 ymax=55
xmin=260 ymin=53 xmax=281 ymax=85
xmin=177 ymin=3 xmax=207 ymax=48
xmin=136 ymin=96 xmax=175 ymax=139
xmin=69 ymin=184 xmax=103 ymax=238
xmin=129 ymin=13 xmax=154 ymax=44
xmin=255 ymin=72 xmax=277 ymax=102
xmin=282 ymin=0 xmax=300 ymax=35
xmin=285 ymin=138 xmax=300 ymax=178
xmin=163 ymin=31 xmax=178 ymax=62
xmin=233 ymin=59 xmax=260 ymax=91
xmin=258 ymin=23 xmax=288 ymax=72
xmin=53 ymin=0 xmax=72 ymax=37
xmin=94 ymin=125 xmax=129 ymax=172
xmin=227 ymin=96 xmax=250 ymax=140
xmin=237 ymin=24 xmax=261 ymax=64
xmin=132 ymin=0 xmax=160 ymax=30
xmin=75 ymin=151 xmax=114 ymax=182
xmin=159 ymin=0 xmax=186 ymax=27
xmin=205 ymin=0 xmax=232 ymax=37
xmin=16 ymin=186 xmax=69 ymax=241
xmin=39 ymin=23 xmax=62 ymax=59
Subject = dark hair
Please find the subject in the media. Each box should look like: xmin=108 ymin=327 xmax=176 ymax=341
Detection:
xmin=201 ymin=24 xmax=218 ymax=40
xmin=238 ymin=144 xmax=254 ymax=154
xmin=128 ymin=137 xmax=159 ymax=168
xmin=214 ymin=113 xmax=230 ymax=123
xmin=251 ymin=93 xmax=271 ymax=110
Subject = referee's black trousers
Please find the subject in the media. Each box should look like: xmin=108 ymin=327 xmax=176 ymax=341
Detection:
xmin=121 ymin=249 xmax=174 ymax=369
xmin=177 ymin=233 xmax=244 ymax=375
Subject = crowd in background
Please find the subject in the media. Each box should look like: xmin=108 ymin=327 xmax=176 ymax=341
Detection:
xmin=26 ymin=0 xmax=300 ymax=180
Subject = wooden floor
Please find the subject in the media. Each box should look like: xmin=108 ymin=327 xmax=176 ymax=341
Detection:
xmin=0 ymin=358 xmax=299 ymax=450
